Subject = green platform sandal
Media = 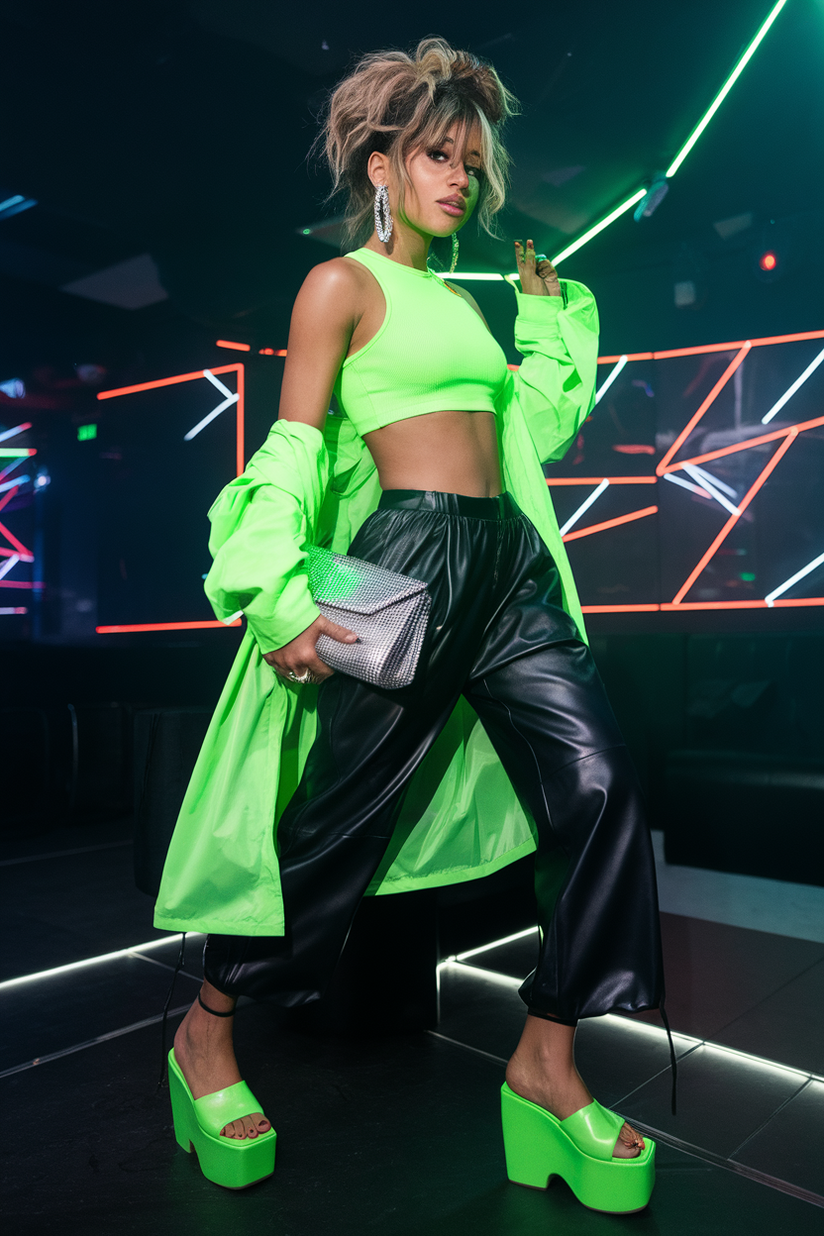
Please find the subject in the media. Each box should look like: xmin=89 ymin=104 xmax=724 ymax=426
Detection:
xmin=501 ymin=1082 xmax=655 ymax=1214
xmin=168 ymin=1049 xmax=276 ymax=1189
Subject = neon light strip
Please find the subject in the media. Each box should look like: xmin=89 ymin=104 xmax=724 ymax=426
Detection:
xmin=0 ymin=457 xmax=25 ymax=482
xmin=0 ymin=607 xmax=27 ymax=615
xmin=671 ymin=430 xmax=797 ymax=605
xmin=582 ymin=604 xmax=662 ymax=613
xmin=657 ymin=343 xmax=751 ymax=474
xmin=0 ymin=476 xmax=28 ymax=494
xmin=552 ymin=190 xmax=646 ymax=266
xmin=0 ymin=519 xmax=33 ymax=557
xmin=183 ymin=392 xmax=238 ymax=441
xmin=95 ymin=619 xmax=242 ymax=633
xmin=663 ymin=473 xmax=712 ymax=500
xmin=761 ymin=343 xmax=824 ymax=424
xmin=0 ymin=580 xmax=38 ymax=589
xmin=0 ymin=487 xmax=18 ymax=514
xmin=0 ymin=422 xmax=32 ymax=444
xmin=597 ymin=329 xmax=824 ymax=365
xmin=215 ymin=339 xmax=250 ymax=351
xmin=96 ymin=363 xmax=242 ymax=400
xmin=765 ymin=550 xmax=824 ymax=607
xmin=438 ymin=272 xmax=506 ymax=281
xmin=0 ymin=194 xmax=25 ymax=213
xmin=202 ymin=369 xmax=235 ymax=400
xmin=0 ymin=546 xmax=33 ymax=561
xmin=660 ymin=597 xmax=824 ymax=611
xmin=594 ymin=355 xmax=627 ymax=405
xmin=682 ymin=463 xmax=740 ymax=516
xmin=684 ymin=463 xmax=737 ymax=499
xmin=0 ymin=933 xmax=204 ymax=992
xmin=665 ymin=412 xmax=824 ymax=474
xmin=558 ymin=479 xmax=610 ymax=536
xmin=546 ymin=476 xmax=657 ymax=486
xmin=562 ymin=505 xmax=658 ymax=543
xmin=0 ymin=553 xmax=20 ymax=581
xmin=0 ymin=448 xmax=36 ymax=457
xmin=666 ymin=0 xmax=789 ymax=178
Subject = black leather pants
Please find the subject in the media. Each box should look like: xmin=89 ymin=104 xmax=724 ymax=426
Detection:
xmin=204 ymin=491 xmax=665 ymax=1024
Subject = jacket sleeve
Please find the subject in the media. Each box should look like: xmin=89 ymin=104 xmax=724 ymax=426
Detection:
xmin=204 ymin=419 xmax=329 ymax=653
xmin=506 ymin=280 xmax=600 ymax=464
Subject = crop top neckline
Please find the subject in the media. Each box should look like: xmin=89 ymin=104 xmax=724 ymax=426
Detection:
xmin=346 ymin=246 xmax=441 ymax=280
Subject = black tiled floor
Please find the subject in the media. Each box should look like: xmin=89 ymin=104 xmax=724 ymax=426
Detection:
xmin=468 ymin=915 xmax=824 ymax=1076
xmin=732 ymin=1079 xmax=824 ymax=1196
xmin=2 ymin=1001 xmax=822 ymax=1236
xmin=2 ymin=824 xmax=823 ymax=1230
xmin=0 ymin=840 xmax=165 ymax=981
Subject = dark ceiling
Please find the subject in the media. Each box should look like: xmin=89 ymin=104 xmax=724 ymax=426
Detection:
xmin=0 ymin=0 xmax=821 ymax=364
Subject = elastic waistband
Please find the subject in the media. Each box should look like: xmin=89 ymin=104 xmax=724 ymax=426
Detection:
xmin=378 ymin=490 xmax=519 ymax=520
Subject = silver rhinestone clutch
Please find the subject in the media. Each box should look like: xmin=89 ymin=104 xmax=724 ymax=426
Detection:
xmin=307 ymin=545 xmax=431 ymax=689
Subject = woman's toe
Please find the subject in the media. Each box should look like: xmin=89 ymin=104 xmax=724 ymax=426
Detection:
xmin=613 ymin=1122 xmax=644 ymax=1158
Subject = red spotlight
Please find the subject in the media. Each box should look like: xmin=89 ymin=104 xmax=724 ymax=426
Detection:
xmin=759 ymin=250 xmax=778 ymax=272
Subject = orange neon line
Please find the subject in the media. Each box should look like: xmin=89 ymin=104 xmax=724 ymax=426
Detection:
xmin=547 ymin=477 xmax=657 ymax=486
xmin=0 ymin=579 xmax=40 ymax=589
xmin=596 ymin=328 xmax=824 ymax=365
xmin=562 ymin=505 xmax=658 ymax=542
xmin=95 ymin=619 xmax=243 ymax=634
xmin=235 ymin=364 xmax=245 ymax=477
xmin=0 ymin=486 xmax=19 ymax=514
xmin=581 ymin=604 xmax=661 ymax=613
xmin=96 ymin=364 xmax=242 ymax=401
xmin=0 ymin=519 xmax=33 ymax=558
xmin=671 ymin=429 xmax=798 ymax=605
xmin=657 ymin=343 xmax=751 ymax=475
xmin=660 ymin=597 xmax=824 ymax=611
xmin=663 ymin=412 xmax=824 ymax=474
xmin=216 ymin=339 xmax=250 ymax=352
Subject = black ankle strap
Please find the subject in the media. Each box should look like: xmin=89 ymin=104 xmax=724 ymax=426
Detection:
xmin=198 ymin=990 xmax=235 ymax=1018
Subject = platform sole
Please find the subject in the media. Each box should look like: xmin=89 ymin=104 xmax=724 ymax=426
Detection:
xmin=169 ymin=1061 xmax=276 ymax=1189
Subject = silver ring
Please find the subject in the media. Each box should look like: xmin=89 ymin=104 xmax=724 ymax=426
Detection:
xmin=287 ymin=669 xmax=312 ymax=684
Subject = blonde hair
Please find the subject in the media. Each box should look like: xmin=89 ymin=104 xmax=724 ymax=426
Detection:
xmin=320 ymin=37 xmax=519 ymax=249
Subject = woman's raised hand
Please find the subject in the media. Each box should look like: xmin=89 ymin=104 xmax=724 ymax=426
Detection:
xmin=263 ymin=614 xmax=358 ymax=685
xmin=514 ymin=239 xmax=562 ymax=298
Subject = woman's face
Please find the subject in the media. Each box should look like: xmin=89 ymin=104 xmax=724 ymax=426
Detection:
xmin=396 ymin=123 xmax=483 ymax=240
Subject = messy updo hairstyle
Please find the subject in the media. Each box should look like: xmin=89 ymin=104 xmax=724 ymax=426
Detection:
xmin=320 ymin=37 xmax=519 ymax=249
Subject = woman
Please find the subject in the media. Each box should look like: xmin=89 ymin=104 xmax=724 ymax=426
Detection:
xmin=157 ymin=38 xmax=665 ymax=1212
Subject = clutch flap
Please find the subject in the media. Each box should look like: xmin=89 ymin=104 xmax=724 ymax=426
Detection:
xmin=307 ymin=545 xmax=427 ymax=617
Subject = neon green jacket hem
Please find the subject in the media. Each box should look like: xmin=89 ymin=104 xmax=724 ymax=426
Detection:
xmin=154 ymin=281 xmax=599 ymax=936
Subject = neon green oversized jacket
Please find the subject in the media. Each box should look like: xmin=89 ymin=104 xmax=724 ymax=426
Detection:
xmin=154 ymin=283 xmax=599 ymax=935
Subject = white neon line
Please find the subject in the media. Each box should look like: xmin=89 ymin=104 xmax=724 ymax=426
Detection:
xmin=0 ymin=422 xmax=29 ymax=444
xmin=761 ymin=344 xmax=824 ymax=424
xmin=183 ymin=392 xmax=239 ymax=441
xmin=594 ymin=355 xmax=628 ymax=405
xmin=0 ymin=194 xmax=25 ymax=213
xmin=686 ymin=464 xmax=737 ymax=499
xmin=202 ymin=368 xmax=235 ymax=400
xmin=0 ymin=606 xmax=27 ymax=615
xmin=765 ymin=549 xmax=824 ymax=607
xmin=553 ymin=191 xmax=646 ymax=265
xmin=682 ymin=464 xmax=740 ymax=516
xmin=663 ymin=473 xmax=712 ymax=500
xmin=0 ymin=933 xmax=204 ymax=991
xmin=436 ymin=272 xmax=505 ymax=281
xmin=441 ymin=953 xmax=823 ymax=1087
xmin=0 ymin=553 xmax=20 ymax=581
xmin=0 ymin=475 xmax=28 ymax=493
xmin=0 ymin=456 xmax=25 ymax=481
xmin=453 ymin=926 xmax=538 ymax=962
xmin=666 ymin=0 xmax=789 ymax=179
xmin=558 ymin=478 xmax=610 ymax=537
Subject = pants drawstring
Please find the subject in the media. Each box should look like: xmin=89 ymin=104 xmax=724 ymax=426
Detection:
xmin=659 ymin=998 xmax=678 ymax=1116
xmin=157 ymin=933 xmax=187 ymax=1090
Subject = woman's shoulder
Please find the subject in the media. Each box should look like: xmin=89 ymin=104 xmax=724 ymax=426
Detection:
xmin=300 ymin=254 xmax=372 ymax=296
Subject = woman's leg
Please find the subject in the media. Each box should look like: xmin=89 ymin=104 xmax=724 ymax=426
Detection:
xmin=463 ymin=521 xmax=662 ymax=1157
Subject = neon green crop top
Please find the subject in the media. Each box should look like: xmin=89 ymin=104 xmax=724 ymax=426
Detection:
xmin=333 ymin=247 xmax=509 ymax=435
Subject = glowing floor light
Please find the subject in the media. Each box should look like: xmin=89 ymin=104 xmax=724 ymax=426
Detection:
xmin=558 ymin=479 xmax=610 ymax=536
xmin=594 ymin=355 xmax=628 ymax=405
xmin=761 ymin=343 xmax=824 ymax=424
xmin=765 ymin=549 xmax=824 ymax=607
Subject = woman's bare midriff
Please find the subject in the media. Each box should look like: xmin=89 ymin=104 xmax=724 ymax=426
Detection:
xmin=363 ymin=409 xmax=502 ymax=497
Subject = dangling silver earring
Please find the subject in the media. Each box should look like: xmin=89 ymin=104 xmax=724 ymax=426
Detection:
xmin=374 ymin=183 xmax=393 ymax=244
xmin=450 ymin=232 xmax=459 ymax=273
